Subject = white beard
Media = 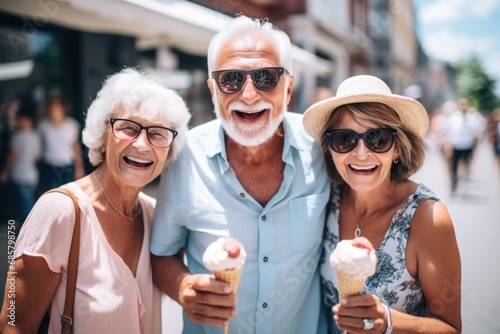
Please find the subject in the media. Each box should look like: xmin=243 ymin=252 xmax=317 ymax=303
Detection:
xmin=213 ymin=90 xmax=286 ymax=147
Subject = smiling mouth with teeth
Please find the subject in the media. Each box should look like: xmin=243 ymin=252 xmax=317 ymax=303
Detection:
xmin=236 ymin=110 xmax=266 ymax=120
xmin=349 ymin=164 xmax=377 ymax=172
xmin=124 ymin=156 xmax=153 ymax=167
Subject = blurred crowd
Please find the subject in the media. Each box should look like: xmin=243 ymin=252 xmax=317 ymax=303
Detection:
xmin=0 ymin=97 xmax=84 ymax=223
xmin=428 ymin=98 xmax=500 ymax=194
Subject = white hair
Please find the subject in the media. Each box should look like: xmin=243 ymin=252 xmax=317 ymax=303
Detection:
xmin=82 ymin=67 xmax=191 ymax=166
xmin=207 ymin=15 xmax=293 ymax=75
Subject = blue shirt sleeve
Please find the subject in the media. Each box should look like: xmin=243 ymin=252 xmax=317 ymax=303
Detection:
xmin=150 ymin=150 xmax=187 ymax=256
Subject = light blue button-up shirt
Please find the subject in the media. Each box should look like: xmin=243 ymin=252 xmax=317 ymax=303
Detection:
xmin=151 ymin=112 xmax=330 ymax=334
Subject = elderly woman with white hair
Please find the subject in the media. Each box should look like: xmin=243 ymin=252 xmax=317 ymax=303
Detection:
xmin=0 ymin=68 xmax=191 ymax=333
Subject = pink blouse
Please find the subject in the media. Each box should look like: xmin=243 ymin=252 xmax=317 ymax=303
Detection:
xmin=15 ymin=183 xmax=161 ymax=333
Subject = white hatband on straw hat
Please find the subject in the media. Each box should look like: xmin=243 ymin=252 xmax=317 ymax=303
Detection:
xmin=303 ymin=75 xmax=429 ymax=140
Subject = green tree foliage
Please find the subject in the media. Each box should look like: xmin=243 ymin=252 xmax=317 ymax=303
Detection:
xmin=454 ymin=56 xmax=499 ymax=112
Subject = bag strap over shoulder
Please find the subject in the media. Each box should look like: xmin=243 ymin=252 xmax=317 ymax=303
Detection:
xmin=44 ymin=188 xmax=81 ymax=334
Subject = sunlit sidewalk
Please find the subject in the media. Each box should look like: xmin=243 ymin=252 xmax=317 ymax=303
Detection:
xmin=415 ymin=137 xmax=500 ymax=333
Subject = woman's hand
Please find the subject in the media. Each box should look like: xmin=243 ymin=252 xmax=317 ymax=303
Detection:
xmin=333 ymin=293 xmax=388 ymax=334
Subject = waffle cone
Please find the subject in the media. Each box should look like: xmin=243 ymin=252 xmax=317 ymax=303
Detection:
xmin=213 ymin=267 xmax=242 ymax=294
xmin=213 ymin=267 xmax=242 ymax=334
xmin=337 ymin=271 xmax=366 ymax=300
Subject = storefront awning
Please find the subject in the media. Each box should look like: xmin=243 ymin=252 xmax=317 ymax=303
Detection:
xmin=1 ymin=0 xmax=332 ymax=74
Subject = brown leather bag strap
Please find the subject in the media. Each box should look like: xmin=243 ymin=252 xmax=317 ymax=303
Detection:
xmin=44 ymin=188 xmax=81 ymax=334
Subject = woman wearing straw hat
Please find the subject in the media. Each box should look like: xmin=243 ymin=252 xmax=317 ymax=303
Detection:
xmin=304 ymin=75 xmax=461 ymax=334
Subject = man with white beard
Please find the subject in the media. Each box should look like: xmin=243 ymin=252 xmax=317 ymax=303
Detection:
xmin=151 ymin=15 xmax=329 ymax=334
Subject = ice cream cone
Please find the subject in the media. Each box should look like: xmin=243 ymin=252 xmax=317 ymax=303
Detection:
xmin=337 ymin=271 xmax=366 ymax=334
xmin=213 ymin=267 xmax=242 ymax=334
xmin=203 ymin=237 xmax=247 ymax=334
xmin=213 ymin=267 xmax=242 ymax=294
xmin=336 ymin=271 xmax=366 ymax=300
xmin=330 ymin=238 xmax=377 ymax=334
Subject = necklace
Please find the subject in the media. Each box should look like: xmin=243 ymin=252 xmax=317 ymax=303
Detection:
xmin=354 ymin=225 xmax=363 ymax=238
xmin=93 ymin=172 xmax=136 ymax=221
xmin=342 ymin=190 xmax=373 ymax=238
xmin=353 ymin=212 xmax=376 ymax=238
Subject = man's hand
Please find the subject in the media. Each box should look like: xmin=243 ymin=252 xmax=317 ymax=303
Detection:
xmin=179 ymin=274 xmax=237 ymax=327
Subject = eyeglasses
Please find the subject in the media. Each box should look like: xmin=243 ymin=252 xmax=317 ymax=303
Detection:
xmin=108 ymin=118 xmax=177 ymax=148
xmin=325 ymin=128 xmax=397 ymax=154
xmin=211 ymin=67 xmax=289 ymax=94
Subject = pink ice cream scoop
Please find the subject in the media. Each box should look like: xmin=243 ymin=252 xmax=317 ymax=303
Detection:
xmin=202 ymin=237 xmax=247 ymax=272
xmin=329 ymin=236 xmax=377 ymax=280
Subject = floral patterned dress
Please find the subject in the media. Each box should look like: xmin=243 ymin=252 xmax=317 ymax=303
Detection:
xmin=320 ymin=182 xmax=440 ymax=334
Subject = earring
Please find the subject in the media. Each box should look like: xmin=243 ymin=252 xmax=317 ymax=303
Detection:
xmin=393 ymin=157 xmax=399 ymax=164
xmin=100 ymin=147 xmax=105 ymax=153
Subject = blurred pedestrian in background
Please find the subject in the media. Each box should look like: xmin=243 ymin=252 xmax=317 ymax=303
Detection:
xmin=490 ymin=108 xmax=500 ymax=177
xmin=441 ymin=98 xmax=485 ymax=193
xmin=38 ymin=97 xmax=85 ymax=192
xmin=309 ymin=87 xmax=335 ymax=107
xmin=0 ymin=106 xmax=41 ymax=222
xmin=429 ymin=100 xmax=456 ymax=174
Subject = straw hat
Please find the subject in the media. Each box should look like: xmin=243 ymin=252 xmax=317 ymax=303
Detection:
xmin=303 ymin=75 xmax=429 ymax=140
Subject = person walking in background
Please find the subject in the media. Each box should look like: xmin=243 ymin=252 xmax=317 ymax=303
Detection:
xmin=304 ymin=75 xmax=461 ymax=333
xmin=488 ymin=108 xmax=500 ymax=178
xmin=151 ymin=15 xmax=329 ymax=334
xmin=309 ymin=87 xmax=335 ymax=107
xmin=442 ymin=98 xmax=485 ymax=193
xmin=429 ymin=100 xmax=456 ymax=177
xmin=0 ymin=107 xmax=41 ymax=222
xmin=38 ymin=97 xmax=85 ymax=191
xmin=0 ymin=68 xmax=191 ymax=333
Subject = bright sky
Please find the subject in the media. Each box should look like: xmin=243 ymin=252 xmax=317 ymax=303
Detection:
xmin=414 ymin=0 xmax=500 ymax=95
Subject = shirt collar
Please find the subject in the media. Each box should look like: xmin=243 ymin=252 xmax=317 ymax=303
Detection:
xmin=204 ymin=113 xmax=300 ymax=160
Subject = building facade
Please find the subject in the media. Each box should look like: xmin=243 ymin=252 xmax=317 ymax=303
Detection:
xmin=0 ymin=0 xmax=435 ymax=199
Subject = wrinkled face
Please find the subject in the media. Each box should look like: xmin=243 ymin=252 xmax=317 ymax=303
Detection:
xmin=208 ymin=33 xmax=294 ymax=147
xmin=329 ymin=112 xmax=399 ymax=192
xmin=103 ymin=108 xmax=170 ymax=188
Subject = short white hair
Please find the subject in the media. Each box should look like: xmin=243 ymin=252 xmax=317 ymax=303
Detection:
xmin=82 ymin=68 xmax=191 ymax=166
xmin=207 ymin=15 xmax=293 ymax=75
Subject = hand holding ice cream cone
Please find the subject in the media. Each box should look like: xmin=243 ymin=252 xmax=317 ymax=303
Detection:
xmin=330 ymin=237 xmax=377 ymax=334
xmin=202 ymin=237 xmax=247 ymax=334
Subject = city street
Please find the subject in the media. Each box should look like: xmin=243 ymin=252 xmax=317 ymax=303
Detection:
xmin=414 ymin=138 xmax=500 ymax=334
xmin=1 ymin=137 xmax=499 ymax=333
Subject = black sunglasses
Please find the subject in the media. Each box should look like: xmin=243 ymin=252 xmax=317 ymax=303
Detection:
xmin=325 ymin=128 xmax=397 ymax=153
xmin=211 ymin=67 xmax=289 ymax=94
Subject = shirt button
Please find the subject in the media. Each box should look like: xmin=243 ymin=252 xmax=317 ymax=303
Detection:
xmin=262 ymin=302 xmax=268 ymax=308
xmin=261 ymin=215 xmax=266 ymax=221
xmin=239 ymin=193 xmax=245 ymax=198
xmin=263 ymin=256 xmax=268 ymax=262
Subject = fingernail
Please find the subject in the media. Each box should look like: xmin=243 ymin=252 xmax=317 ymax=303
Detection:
xmin=224 ymin=286 xmax=232 ymax=293
xmin=340 ymin=299 xmax=347 ymax=305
